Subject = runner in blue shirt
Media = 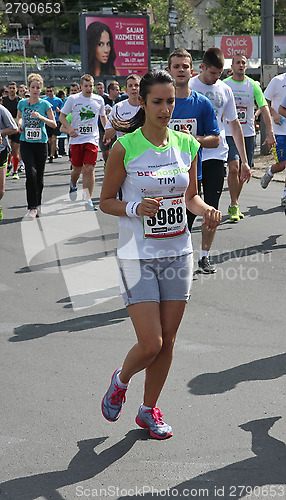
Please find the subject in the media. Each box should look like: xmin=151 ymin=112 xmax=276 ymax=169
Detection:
xmin=168 ymin=48 xmax=220 ymax=273
xmin=44 ymin=85 xmax=62 ymax=162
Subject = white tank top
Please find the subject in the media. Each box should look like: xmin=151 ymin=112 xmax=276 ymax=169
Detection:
xmin=117 ymin=128 xmax=200 ymax=259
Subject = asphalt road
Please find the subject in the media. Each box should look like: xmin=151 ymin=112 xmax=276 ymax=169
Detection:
xmin=0 ymin=155 xmax=285 ymax=500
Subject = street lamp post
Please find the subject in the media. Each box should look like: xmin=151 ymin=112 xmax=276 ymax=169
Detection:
xmin=168 ymin=0 xmax=178 ymax=54
xmin=260 ymin=0 xmax=274 ymax=155
xmin=9 ymin=23 xmax=34 ymax=87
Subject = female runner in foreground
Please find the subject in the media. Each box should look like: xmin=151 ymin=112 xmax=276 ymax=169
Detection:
xmin=100 ymin=69 xmax=221 ymax=439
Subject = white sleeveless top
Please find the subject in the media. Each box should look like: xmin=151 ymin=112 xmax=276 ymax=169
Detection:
xmin=117 ymin=128 xmax=200 ymax=259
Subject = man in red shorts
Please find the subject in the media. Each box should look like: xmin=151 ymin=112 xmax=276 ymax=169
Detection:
xmin=60 ymin=74 xmax=107 ymax=210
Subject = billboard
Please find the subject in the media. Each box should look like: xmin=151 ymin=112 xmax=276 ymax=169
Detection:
xmin=214 ymin=35 xmax=260 ymax=59
xmin=79 ymin=13 xmax=150 ymax=79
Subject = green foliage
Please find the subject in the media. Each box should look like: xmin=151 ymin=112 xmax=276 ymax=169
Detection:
xmin=0 ymin=53 xmax=35 ymax=63
xmin=0 ymin=12 xmax=8 ymax=37
xmin=3 ymin=0 xmax=193 ymax=51
xmin=148 ymin=0 xmax=195 ymax=47
xmin=3 ymin=0 xmax=150 ymax=47
xmin=275 ymin=0 xmax=286 ymax=34
xmin=207 ymin=0 xmax=261 ymax=35
xmin=207 ymin=0 xmax=286 ymax=35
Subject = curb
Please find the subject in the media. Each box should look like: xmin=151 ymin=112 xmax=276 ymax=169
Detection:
xmin=251 ymin=171 xmax=284 ymax=183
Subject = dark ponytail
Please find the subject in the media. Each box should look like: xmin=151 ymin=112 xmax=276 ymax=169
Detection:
xmin=110 ymin=69 xmax=175 ymax=133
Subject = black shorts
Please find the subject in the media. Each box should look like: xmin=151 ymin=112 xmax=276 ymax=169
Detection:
xmin=46 ymin=123 xmax=61 ymax=137
xmin=10 ymin=132 xmax=21 ymax=144
xmin=0 ymin=148 xmax=8 ymax=167
xmin=187 ymin=159 xmax=225 ymax=231
xmin=99 ymin=128 xmax=116 ymax=151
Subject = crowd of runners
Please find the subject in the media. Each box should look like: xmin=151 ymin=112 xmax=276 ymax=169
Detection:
xmin=0 ymin=47 xmax=285 ymax=439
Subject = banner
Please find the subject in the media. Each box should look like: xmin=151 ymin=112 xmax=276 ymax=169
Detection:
xmin=79 ymin=13 xmax=150 ymax=78
xmin=215 ymin=35 xmax=286 ymax=60
xmin=214 ymin=35 xmax=260 ymax=59
xmin=0 ymin=36 xmax=44 ymax=53
xmin=0 ymin=38 xmax=25 ymax=53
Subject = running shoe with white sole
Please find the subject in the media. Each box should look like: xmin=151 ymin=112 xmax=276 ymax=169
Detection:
xmin=18 ymin=161 xmax=25 ymax=172
xmin=198 ymin=256 xmax=217 ymax=274
xmin=135 ymin=406 xmax=173 ymax=440
xmin=25 ymin=208 xmax=38 ymax=219
xmin=260 ymin=168 xmax=273 ymax=189
xmin=69 ymin=181 xmax=78 ymax=201
xmin=84 ymin=200 xmax=98 ymax=211
xmin=281 ymin=194 xmax=286 ymax=207
xmin=101 ymin=368 xmax=127 ymax=422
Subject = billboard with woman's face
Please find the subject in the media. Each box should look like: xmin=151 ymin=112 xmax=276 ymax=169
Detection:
xmin=79 ymin=13 xmax=150 ymax=78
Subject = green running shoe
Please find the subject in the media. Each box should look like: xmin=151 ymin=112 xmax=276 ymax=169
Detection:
xmin=238 ymin=207 xmax=244 ymax=219
xmin=6 ymin=165 xmax=12 ymax=177
xmin=0 ymin=205 xmax=3 ymax=221
xmin=228 ymin=205 xmax=240 ymax=222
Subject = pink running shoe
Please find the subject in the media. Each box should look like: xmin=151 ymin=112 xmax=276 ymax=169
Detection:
xmin=135 ymin=406 xmax=173 ymax=439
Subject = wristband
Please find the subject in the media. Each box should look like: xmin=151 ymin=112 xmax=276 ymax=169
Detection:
xmin=126 ymin=201 xmax=140 ymax=218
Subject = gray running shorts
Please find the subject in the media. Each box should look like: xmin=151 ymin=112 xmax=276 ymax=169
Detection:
xmin=118 ymin=253 xmax=193 ymax=306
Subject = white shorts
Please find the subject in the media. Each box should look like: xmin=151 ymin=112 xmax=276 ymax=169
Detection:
xmin=118 ymin=253 xmax=193 ymax=307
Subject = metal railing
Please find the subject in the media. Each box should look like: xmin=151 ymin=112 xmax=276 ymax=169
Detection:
xmin=0 ymin=62 xmax=82 ymax=87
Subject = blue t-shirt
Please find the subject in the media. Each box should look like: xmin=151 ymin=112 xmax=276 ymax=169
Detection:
xmin=169 ymin=90 xmax=220 ymax=180
xmin=43 ymin=95 xmax=62 ymax=122
xmin=17 ymin=98 xmax=52 ymax=143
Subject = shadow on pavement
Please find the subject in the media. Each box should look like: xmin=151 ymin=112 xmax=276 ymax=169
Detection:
xmin=213 ymin=234 xmax=285 ymax=264
xmin=9 ymin=309 xmax=129 ymax=342
xmin=246 ymin=205 xmax=284 ymax=217
xmin=188 ymin=352 xmax=286 ymax=395
xmin=0 ymin=430 xmax=148 ymax=500
xmin=117 ymin=417 xmax=286 ymax=499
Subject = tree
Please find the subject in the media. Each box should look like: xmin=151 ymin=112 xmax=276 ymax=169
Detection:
xmin=3 ymin=0 xmax=150 ymax=47
xmin=0 ymin=0 xmax=8 ymax=37
xmin=1 ymin=0 xmax=195 ymax=55
xmin=148 ymin=0 xmax=195 ymax=47
xmin=206 ymin=0 xmax=286 ymax=35
xmin=206 ymin=0 xmax=261 ymax=35
xmin=274 ymin=0 xmax=286 ymax=34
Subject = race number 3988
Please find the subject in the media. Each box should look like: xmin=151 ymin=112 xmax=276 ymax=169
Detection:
xmin=143 ymin=195 xmax=187 ymax=239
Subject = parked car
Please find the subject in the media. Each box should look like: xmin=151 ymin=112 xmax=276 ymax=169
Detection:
xmin=43 ymin=59 xmax=81 ymax=71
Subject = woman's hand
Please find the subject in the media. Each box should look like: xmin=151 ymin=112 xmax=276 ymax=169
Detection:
xmin=136 ymin=197 xmax=163 ymax=217
xmin=31 ymin=111 xmax=41 ymax=120
xmin=203 ymin=207 xmax=222 ymax=230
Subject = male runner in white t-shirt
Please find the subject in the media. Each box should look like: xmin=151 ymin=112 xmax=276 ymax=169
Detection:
xmin=189 ymin=47 xmax=250 ymax=272
xmin=60 ymin=74 xmax=107 ymax=210
xmin=261 ymin=72 xmax=286 ymax=206
xmin=224 ymin=54 xmax=275 ymax=220
xmin=104 ymin=74 xmax=141 ymax=142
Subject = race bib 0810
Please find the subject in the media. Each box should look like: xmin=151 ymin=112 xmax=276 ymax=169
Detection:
xmin=169 ymin=118 xmax=197 ymax=136
xmin=236 ymin=106 xmax=247 ymax=124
